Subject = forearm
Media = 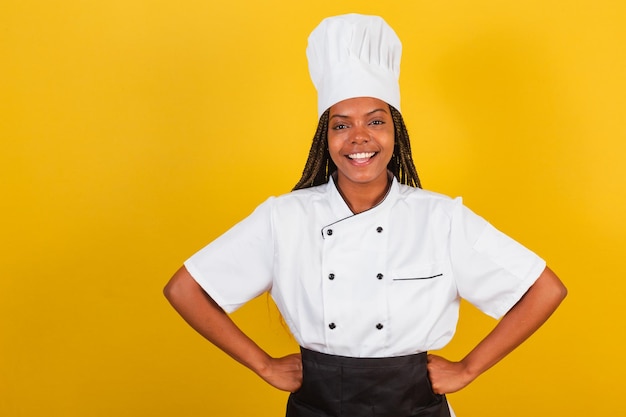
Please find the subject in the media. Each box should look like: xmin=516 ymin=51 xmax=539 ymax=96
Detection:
xmin=163 ymin=266 xmax=272 ymax=376
xmin=428 ymin=266 xmax=567 ymax=394
xmin=461 ymin=266 xmax=568 ymax=380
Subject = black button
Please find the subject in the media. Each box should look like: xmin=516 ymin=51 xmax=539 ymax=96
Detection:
xmin=329 ymin=323 xmax=336 ymax=329
xmin=328 ymin=273 xmax=335 ymax=280
xmin=376 ymin=226 xmax=383 ymax=233
xmin=376 ymin=273 xmax=383 ymax=280
xmin=376 ymin=323 xmax=384 ymax=330
xmin=326 ymin=229 xmax=333 ymax=236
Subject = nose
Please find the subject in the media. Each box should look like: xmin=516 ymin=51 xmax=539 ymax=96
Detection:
xmin=350 ymin=125 xmax=369 ymax=144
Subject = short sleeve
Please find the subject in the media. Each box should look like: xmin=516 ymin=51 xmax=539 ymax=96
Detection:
xmin=449 ymin=198 xmax=546 ymax=318
xmin=184 ymin=198 xmax=275 ymax=313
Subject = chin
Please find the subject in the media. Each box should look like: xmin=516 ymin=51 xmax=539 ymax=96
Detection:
xmin=343 ymin=172 xmax=387 ymax=185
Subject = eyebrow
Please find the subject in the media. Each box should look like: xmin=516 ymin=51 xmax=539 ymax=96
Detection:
xmin=329 ymin=107 xmax=389 ymax=120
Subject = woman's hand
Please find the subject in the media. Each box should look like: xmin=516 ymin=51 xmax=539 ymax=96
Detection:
xmin=427 ymin=354 xmax=474 ymax=394
xmin=257 ymin=353 xmax=303 ymax=392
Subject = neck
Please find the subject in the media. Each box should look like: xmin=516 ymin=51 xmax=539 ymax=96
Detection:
xmin=334 ymin=173 xmax=391 ymax=214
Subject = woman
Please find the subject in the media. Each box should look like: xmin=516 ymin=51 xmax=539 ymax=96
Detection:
xmin=164 ymin=14 xmax=567 ymax=416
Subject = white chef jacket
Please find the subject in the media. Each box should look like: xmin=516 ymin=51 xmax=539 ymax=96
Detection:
xmin=185 ymin=176 xmax=545 ymax=358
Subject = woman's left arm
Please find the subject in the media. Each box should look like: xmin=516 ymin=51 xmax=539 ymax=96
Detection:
xmin=427 ymin=266 xmax=567 ymax=394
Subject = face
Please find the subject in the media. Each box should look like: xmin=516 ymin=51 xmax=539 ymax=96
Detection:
xmin=327 ymin=97 xmax=395 ymax=189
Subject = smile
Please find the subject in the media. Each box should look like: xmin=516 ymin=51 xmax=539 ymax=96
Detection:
xmin=348 ymin=152 xmax=376 ymax=161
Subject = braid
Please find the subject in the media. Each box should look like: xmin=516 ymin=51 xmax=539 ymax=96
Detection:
xmin=293 ymin=110 xmax=334 ymax=190
xmin=293 ymin=105 xmax=421 ymax=190
xmin=389 ymin=106 xmax=422 ymax=188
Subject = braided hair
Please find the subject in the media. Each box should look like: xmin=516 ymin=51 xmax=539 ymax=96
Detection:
xmin=293 ymin=105 xmax=421 ymax=190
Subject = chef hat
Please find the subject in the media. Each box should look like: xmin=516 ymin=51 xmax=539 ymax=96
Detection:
xmin=306 ymin=14 xmax=402 ymax=118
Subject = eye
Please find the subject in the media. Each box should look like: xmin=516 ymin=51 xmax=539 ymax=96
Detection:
xmin=332 ymin=123 xmax=349 ymax=130
xmin=370 ymin=119 xmax=385 ymax=125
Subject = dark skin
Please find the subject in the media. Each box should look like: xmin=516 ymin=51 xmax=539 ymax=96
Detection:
xmin=327 ymin=97 xmax=395 ymax=213
xmin=164 ymin=267 xmax=303 ymax=392
xmin=163 ymin=96 xmax=567 ymax=394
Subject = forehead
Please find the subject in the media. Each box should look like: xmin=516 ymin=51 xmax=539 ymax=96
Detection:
xmin=329 ymin=97 xmax=390 ymax=117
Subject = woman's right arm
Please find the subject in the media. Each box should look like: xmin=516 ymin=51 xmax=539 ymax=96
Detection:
xmin=163 ymin=266 xmax=302 ymax=392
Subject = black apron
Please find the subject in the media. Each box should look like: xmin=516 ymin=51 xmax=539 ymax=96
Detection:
xmin=286 ymin=347 xmax=451 ymax=417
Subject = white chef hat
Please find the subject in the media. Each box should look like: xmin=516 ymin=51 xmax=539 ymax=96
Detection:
xmin=306 ymin=14 xmax=402 ymax=118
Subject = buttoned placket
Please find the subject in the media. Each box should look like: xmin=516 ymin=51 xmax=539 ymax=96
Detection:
xmin=320 ymin=207 xmax=391 ymax=355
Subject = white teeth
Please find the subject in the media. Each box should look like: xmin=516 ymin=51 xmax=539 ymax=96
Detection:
xmin=348 ymin=152 xmax=375 ymax=159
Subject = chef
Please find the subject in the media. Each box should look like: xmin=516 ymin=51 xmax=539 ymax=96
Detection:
xmin=164 ymin=14 xmax=567 ymax=417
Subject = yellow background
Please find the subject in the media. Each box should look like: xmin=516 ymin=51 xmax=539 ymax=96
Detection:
xmin=2 ymin=0 xmax=625 ymax=415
